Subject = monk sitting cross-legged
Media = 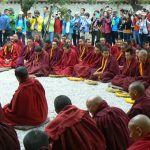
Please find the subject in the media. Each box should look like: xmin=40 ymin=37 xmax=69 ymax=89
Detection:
xmin=0 ymin=38 xmax=19 ymax=68
xmin=49 ymin=41 xmax=63 ymax=74
xmin=53 ymin=43 xmax=78 ymax=76
xmin=25 ymin=46 xmax=50 ymax=77
xmin=127 ymin=115 xmax=150 ymax=150
xmin=3 ymin=67 xmax=48 ymax=127
xmin=73 ymin=43 xmax=102 ymax=79
xmin=91 ymin=45 xmax=119 ymax=83
xmin=86 ymin=96 xmax=130 ymax=150
xmin=127 ymin=81 xmax=150 ymax=119
xmin=45 ymin=95 xmax=106 ymax=150
xmin=111 ymin=48 xmax=140 ymax=91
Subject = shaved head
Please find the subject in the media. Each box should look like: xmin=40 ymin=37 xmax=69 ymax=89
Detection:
xmin=128 ymin=115 xmax=150 ymax=141
xmin=86 ymin=96 xmax=104 ymax=116
xmin=138 ymin=50 xmax=148 ymax=63
xmin=128 ymin=81 xmax=145 ymax=100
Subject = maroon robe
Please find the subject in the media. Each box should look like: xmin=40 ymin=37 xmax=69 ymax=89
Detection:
xmin=25 ymin=50 xmax=50 ymax=76
xmin=93 ymin=101 xmax=130 ymax=150
xmin=53 ymin=48 xmax=78 ymax=76
xmin=117 ymin=52 xmax=126 ymax=66
xmin=45 ymin=105 xmax=106 ymax=150
xmin=90 ymin=56 xmax=120 ymax=82
xmin=49 ymin=47 xmax=63 ymax=74
xmin=13 ymin=40 xmax=23 ymax=56
xmin=17 ymin=45 xmax=35 ymax=67
xmin=3 ymin=77 xmax=48 ymax=126
xmin=73 ymin=51 xmax=102 ymax=78
xmin=0 ymin=45 xmax=19 ymax=68
xmin=127 ymin=95 xmax=150 ymax=119
xmin=136 ymin=58 xmax=150 ymax=88
xmin=146 ymin=86 xmax=150 ymax=98
xmin=127 ymin=133 xmax=150 ymax=150
xmin=110 ymin=45 xmax=121 ymax=58
xmin=111 ymin=57 xmax=140 ymax=91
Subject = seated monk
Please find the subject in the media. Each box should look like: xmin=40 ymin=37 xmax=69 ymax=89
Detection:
xmin=65 ymin=38 xmax=78 ymax=52
xmin=110 ymin=41 xmax=122 ymax=58
xmin=127 ymin=115 xmax=150 ymax=150
xmin=86 ymin=96 xmax=130 ymax=150
xmin=45 ymin=95 xmax=106 ymax=150
xmin=0 ymin=38 xmax=19 ymax=68
xmin=49 ymin=41 xmax=63 ymax=74
xmin=23 ymin=130 xmax=49 ymax=150
xmin=44 ymin=39 xmax=51 ymax=54
xmin=17 ymin=37 xmax=37 ymax=67
xmin=13 ymin=34 xmax=23 ymax=56
xmin=116 ymin=42 xmax=127 ymax=67
xmin=78 ymin=38 xmax=94 ymax=61
xmin=3 ymin=67 xmax=48 ymax=126
xmin=59 ymin=35 xmax=66 ymax=49
xmin=111 ymin=48 xmax=140 ymax=91
xmin=136 ymin=50 xmax=150 ymax=88
xmin=25 ymin=46 xmax=50 ymax=77
xmin=73 ymin=43 xmax=102 ymax=78
xmin=127 ymin=81 xmax=150 ymax=119
xmin=34 ymin=34 xmax=43 ymax=47
xmin=0 ymin=104 xmax=20 ymax=150
xmin=91 ymin=45 xmax=119 ymax=83
xmin=53 ymin=43 xmax=78 ymax=76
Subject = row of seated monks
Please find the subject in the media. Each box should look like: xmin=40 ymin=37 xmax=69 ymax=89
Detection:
xmin=0 ymin=66 xmax=150 ymax=149
xmin=0 ymin=34 xmax=150 ymax=96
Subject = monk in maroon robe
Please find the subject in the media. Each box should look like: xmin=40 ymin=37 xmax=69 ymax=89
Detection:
xmin=136 ymin=50 xmax=150 ymax=88
xmin=45 ymin=95 xmax=106 ymax=150
xmin=49 ymin=41 xmax=63 ymax=74
xmin=44 ymin=40 xmax=51 ymax=54
xmin=110 ymin=43 xmax=121 ymax=58
xmin=3 ymin=67 xmax=48 ymax=126
xmin=127 ymin=115 xmax=150 ymax=150
xmin=25 ymin=46 xmax=50 ymax=77
xmin=111 ymin=48 xmax=140 ymax=91
xmin=0 ymin=39 xmax=19 ymax=68
xmin=34 ymin=34 xmax=43 ymax=47
xmin=92 ymin=45 xmax=119 ymax=82
xmin=13 ymin=34 xmax=23 ymax=56
xmin=17 ymin=37 xmax=37 ymax=67
xmin=53 ymin=43 xmax=78 ymax=76
xmin=127 ymin=81 xmax=150 ymax=119
xmin=73 ymin=43 xmax=102 ymax=78
xmin=86 ymin=96 xmax=130 ymax=150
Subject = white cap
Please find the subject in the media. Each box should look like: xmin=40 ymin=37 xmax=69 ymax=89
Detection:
xmin=18 ymin=11 xmax=24 ymax=15
xmin=27 ymin=10 xmax=32 ymax=14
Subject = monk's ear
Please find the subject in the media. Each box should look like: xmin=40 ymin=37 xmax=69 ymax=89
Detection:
xmin=136 ymin=126 xmax=143 ymax=137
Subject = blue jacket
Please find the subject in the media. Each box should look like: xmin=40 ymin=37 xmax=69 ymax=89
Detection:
xmin=111 ymin=16 xmax=120 ymax=32
xmin=62 ymin=18 xmax=74 ymax=35
xmin=15 ymin=18 xmax=27 ymax=33
xmin=0 ymin=14 xmax=10 ymax=30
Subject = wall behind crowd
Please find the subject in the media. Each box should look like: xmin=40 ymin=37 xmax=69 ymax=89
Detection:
xmin=0 ymin=3 xmax=150 ymax=15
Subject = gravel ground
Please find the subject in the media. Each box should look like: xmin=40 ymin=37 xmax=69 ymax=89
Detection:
xmin=0 ymin=70 xmax=132 ymax=149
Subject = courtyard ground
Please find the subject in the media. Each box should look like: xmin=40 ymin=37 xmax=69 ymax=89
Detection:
xmin=0 ymin=70 xmax=132 ymax=149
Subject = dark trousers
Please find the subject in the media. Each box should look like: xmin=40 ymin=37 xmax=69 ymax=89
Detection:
xmin=140 ymin=34 xmax=148 ymax=48
xmin=17 ymin=32 xmax=25 ymax=45
xmin=92 ymin=30 xmax=100 ymax=46
xmin=111 ymin=31 xmax=118 ymax=44
xmin=0 ymin=30 xmax=9 ymax=47
xmin=72 ymin=30 xmax=80 ymax=46
xmin=104 ymin=33 xmax=112 ymax=45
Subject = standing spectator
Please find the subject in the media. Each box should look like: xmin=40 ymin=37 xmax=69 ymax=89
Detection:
xmin=0 ymin=9 xmax=10 ymax=47
xmin=100 ymin=11 xmax=112 ymax=45
xmin=80 ymin=12 xmax=91 ymax=39
xmin=30 ymin=10 xmax=43 ymax=37
xmin=54 ymin=11 xmax=62 ymax=37
xmin=42 ymin=6 xmax=49 ymax=38
xmin=80 ymin=8 xmax=85 ymax=16
xmin=122 ymin=13 xmax=132 ymax=41
xmin=72 ymin=12 xmax=81 ymax=46
xmin=111 ymin=11 xmax=120 ymax=44
xmin=44 ymin=14 xmax=55 ymax=43
xmin=15 ymin=11 xmax=26 ymax=45
xmin=138 ymin=12 xmax=149 ymax=47
xmin=8 ymin=8 xmax=16 ymax=36
xmin=26 ymin=10 xmax=32 ymax=39
xmin=133 ymin=11 xmax=141 ymax=46
xmin=90 ymin=13 xmax=100 ymax=46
